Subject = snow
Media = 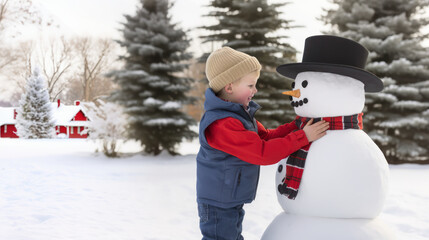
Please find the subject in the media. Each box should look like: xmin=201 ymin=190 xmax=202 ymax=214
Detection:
xmin=16 ymin=67 xmax=55 ymax=139
xmin=262 ymin=213 xmax=397 ymax=240
xmin=144 ymin=118 xmax=186 ymax=126
xmin=385 ymin=85 xmax=420 ymax=97
xmin=52 ymin=103 xmax=89 ymax=126
xmin=388 ymin=58 xmax=427 ymax=75
xmin=0 ymin=103 xmax=88 ymax=127
xmin=84 ymin=100 xmax=127 ymax=156
xmin=143 ymin=97 xmax=163 ymax=106
xmin=160 ymin=101 xmax=181 ymax=110
xmin=292 ymin=72 xmax=365 ymax=118
xmin=224 ymin=39 xmax=251 ymax=48
xmin=148 ymin=81 xmax=170 ymax=88
xmin=0 ymin=108 xmax=15 ymax=125
xmin=114 ymin=70 xmax=148 ymax=79
xmin=165 ymin=84 xmax=189 ymax=91
xmin=0 ymin=139 xmax=428 ymax=240
xmin=276 ymin=130 xmax=389 ymax=218
xmin=391 ymin=101 xmax=429 ymax=111
xmin=379 ymin=116 xmax=428 ymax=128
xmin=365 ymin=92 xmax=397 ymax=104
xmin=149 ymin=63 xmax=185 ymax=72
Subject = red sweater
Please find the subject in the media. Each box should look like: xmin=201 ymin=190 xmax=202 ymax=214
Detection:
xmin=205 ymin=117 xmax=309 ymax=166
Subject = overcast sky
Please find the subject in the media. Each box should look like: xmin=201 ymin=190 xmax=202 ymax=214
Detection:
xmin=0 ymin=0 xmax=350 ymax=103
xmin=0 ymin=0 xmax=341 ymax=102
xmin=2 ymin=1 xmax=428 ymax=103
xmin=34 ymin=0 xmax=333 ymax=59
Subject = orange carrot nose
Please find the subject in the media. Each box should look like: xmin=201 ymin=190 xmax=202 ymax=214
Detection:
xmin=282 ymin=89 xmax=301 ymax=98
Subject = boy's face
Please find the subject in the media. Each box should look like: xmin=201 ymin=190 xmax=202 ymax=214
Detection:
xmin=229 ymin=71 xmax=259 ymax=108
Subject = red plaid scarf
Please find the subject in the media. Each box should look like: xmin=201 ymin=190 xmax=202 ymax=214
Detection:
xmin=278 ymin=113 xmax=364 ymax=200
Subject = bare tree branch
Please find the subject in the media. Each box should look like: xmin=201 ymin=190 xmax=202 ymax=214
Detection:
xmin=73 ymin=37 xmax=116 ymax=102
xmin=36 ymin=37 xmax=73 ymax=101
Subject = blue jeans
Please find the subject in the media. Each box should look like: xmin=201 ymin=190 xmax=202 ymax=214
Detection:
xmin=198 ymin=203 xmax=245 ymax=240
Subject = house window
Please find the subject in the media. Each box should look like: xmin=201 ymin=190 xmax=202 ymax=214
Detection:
xmin=77 ymin=127 xmax=81 ymax=134
xmin=4 ymin=125 xmax=7 ymax=133
xmin=70 ymin=127 xmax=74 ymax=134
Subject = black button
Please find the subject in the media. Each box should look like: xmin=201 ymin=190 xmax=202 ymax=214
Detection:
xmin=304 ymin=98 xmax=308 ymax=103
xmin=278 ymin=165 xmax=283 ymax=173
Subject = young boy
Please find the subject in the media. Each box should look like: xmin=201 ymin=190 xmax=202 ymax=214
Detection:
xmin=196 ymin=47 xmax=329 ymax=240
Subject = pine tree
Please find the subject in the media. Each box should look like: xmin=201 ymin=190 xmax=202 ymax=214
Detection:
xmin=322 ymin=0 xmax=429 ymax=163
xmin=200 ymin=0 xmax=298 ymax=127
xmin=16 ymin=67 xmax=56 ymax=139
xmin=110 ymin=0 xmax=196 ymax=155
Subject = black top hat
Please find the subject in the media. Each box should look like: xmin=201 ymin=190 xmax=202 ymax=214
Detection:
xmin=277 ymin=35 xmax=383 ymax=92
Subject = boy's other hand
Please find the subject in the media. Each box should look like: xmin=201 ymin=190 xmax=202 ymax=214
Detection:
xmin=302 ymin=119 xmax=330 ymax=142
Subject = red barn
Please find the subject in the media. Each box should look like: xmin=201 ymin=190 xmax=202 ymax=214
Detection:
xmin=0 ymin=100 xmax=90 ymax=139
xmin=0 ymin=108 xmax=19 ymax=138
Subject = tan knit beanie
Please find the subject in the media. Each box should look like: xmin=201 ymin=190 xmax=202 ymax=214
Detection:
xmin=206 ymin=47 xmax=262 ymax=92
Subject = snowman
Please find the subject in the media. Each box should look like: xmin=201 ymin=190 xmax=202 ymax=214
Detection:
xmin=274 ymin=35 xmax=389 ymax=218
xmin=261 ymin=35 xmax=393 ymax=239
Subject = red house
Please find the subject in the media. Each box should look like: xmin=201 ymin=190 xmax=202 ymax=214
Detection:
xmin=0 ymin=108 xmax=19 ymax=138
xmin=0 ymin=100 xmax=90 ymax=139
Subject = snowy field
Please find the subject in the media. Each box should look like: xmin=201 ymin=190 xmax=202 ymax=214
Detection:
xmin=0 ymin=138 xmax=428 ymax=240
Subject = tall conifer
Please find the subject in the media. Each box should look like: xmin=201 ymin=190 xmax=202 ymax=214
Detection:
xmin=322 ymin=0 xmax=429 ymax=163
xmin=16 ymin=67 xmax=55 ymax=139
xmin=111 ymin=0 xmax=196 ymax=155
xmin=201 ymin=0 xmax=298 ymax=127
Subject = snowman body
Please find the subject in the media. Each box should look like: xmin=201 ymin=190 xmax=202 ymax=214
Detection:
xmin=276 ymin=72 xmax=389 ymax=218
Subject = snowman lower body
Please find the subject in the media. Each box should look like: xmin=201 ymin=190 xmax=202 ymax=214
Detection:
xmin=261 ymin=212 xmax=396 ymax=240
xmin=262 ymin=130 xmax=393 ymax=240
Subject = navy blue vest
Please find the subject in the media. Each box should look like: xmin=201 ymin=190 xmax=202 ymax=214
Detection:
xmin=196 ymin=88 xmax=261 ymax=208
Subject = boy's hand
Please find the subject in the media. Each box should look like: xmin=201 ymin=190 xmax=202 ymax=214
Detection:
xmin=302 ymin=119 xmax=330 ymax=142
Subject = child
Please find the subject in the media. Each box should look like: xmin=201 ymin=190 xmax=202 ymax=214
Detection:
xmin=196 ymin=47 xmax=329 ymax=240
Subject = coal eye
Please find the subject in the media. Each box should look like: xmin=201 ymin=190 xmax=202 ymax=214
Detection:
xmin=291 ymin=82 xmax=295 ymax=89
xmin=302 ymin=80 xmax=308 ymax=88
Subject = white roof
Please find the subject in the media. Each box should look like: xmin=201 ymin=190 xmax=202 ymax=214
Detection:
xmin=0 ymin=102 xmax=90 ymax=127
xmin=0 ymin=108 xmax=15 ymax=125
xmin=51 ymin=103 xmax=90 ymax=126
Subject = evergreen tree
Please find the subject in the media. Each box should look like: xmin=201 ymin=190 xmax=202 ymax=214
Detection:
xmin=201 ymin=0 xmax=298 ymax=127
xmin=16 ymin=67 xmax=56 ymax=139
xmin=110 ymin=0 xmax=196 ymax=155
xmin=322 ymin=0 xmax=429 ymax=163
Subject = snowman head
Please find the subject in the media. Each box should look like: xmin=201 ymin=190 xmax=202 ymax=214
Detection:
xmin=285 ymin=71 xmax=365 ymax=118
xmin=277 ymin=35 xmax=384 ymax=118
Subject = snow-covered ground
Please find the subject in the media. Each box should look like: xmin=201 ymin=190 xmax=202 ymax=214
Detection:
xmin=0 ymin=138 xmax=428 ymax=240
